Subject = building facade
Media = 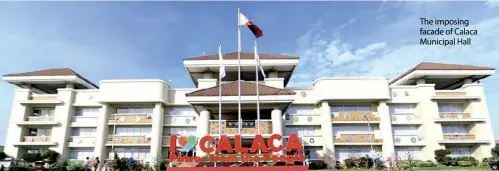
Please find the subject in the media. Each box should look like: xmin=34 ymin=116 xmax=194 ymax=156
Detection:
xmin=2 ymin=52 xmax=496 ymax=166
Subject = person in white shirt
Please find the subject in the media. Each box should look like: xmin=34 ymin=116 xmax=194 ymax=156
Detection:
xmin=84 ymin=157 xmax=90 ymax=171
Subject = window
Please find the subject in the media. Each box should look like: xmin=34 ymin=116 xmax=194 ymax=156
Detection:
xmin=333 ymin=125 xmax=375 ymax=136
xmin=395 ymin=147 xmax=422 ymax=160
xmin=75 ymin=108 xmax=100 ymax=116
xmin=167 ymin=108 xmax=195 ymax=115
xmin=305 ymin=148 xmax=319 ymax=160
xmin=442 ymin=125 xmax=468 ymax=135
xmin=392 ymin=126 xmax=419 ymax=135
xmin=438 ymin=104 xmax=464 ymax=113
xmin=116 ymin=108 xmax=153 ymax=114
xmin=33 ymin=108 xmax=55 ymax=117
xmin=331 ymin=105 xmax=371 ymax=112
xmin=69 ymin=148 xmax=95 ymax=160
xmin=167 ymin=128 xmax=196 ymax=136
xmin=114 ymin=127 xmax=152 ymax=136
xmin=72 ymin=128 xmax=97 ymax=136
xmin=111 ymin=148 xmax=150 ymax=160
xmin=29 ymin=128 xmax=52 ymax=136
xmin=286 ymin=106 xmax=315 ymax=115
xmin=449 ymin=147 xmax=472 ymax=157
xmin=389 ymin=104 xmax=416 ymax=114
xmin=285 ymin=127 xmax=317 ymax=136
xmin=335 ymin=147 xmax=372 ymax=162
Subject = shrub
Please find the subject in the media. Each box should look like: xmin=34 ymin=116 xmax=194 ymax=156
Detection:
xmin=22 ymin=153 xmax=42 ymax=163
xmin=458 ymin=161 xmax=473 ymax=167
xmin=344 ymin=158 xmax=357 ymax=168
xmin=450 ymin=157 xmax=478 ymax=166
xmin=374 ymin=158 xmax=386 ymax=170
xmin=415 ymin=160 xmax=435 ymax=167
xmin=67 ymin=160 xmax=84 ymax=171
xmin=358 ymin=155 xmax=373 ymax=168
xmin=434 ymin=149 xmax=451 ymax=166
xmin=126 ymin=157 xmax=139 ymax=170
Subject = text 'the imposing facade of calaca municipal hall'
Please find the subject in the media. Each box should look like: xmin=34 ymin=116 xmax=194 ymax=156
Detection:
xmin=2 ymin=52 xmax=496 ymax=165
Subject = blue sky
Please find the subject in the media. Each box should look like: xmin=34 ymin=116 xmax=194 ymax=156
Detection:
xmin=1 ymin=1 xmax=499 ymax=145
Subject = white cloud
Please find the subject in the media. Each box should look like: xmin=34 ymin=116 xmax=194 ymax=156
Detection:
xmin=485 ymin=0 xmax=499 ymax=8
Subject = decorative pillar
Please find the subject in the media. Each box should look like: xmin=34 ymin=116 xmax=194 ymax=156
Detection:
xmin=271 ymin=108 xmax=284 ymax=155
xmin=95 ymin=104 xmax=110 ymax=171
xmin=50 ymin=88 xmax=75 ymax=160
xmin=196 ymin=108 xmax=210 ymax=156
xmin=378 ymin=101 xmax=395 ymax=161
xmin=320 ymin=101 xmax=335 ymax=168
xmin=150 ymin=103 xmax=164 ymax=161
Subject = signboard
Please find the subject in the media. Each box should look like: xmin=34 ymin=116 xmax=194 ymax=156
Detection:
xmin=169 ymin=134 xmax=306 ymax=163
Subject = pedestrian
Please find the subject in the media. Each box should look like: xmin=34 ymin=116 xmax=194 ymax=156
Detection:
xmin=84 ymin=157 xmax=90 ymax=171
xmin=94 ymin=157 xmax=100 ymax=171
xmin=1 ymin=164 xmax=4 ymax=171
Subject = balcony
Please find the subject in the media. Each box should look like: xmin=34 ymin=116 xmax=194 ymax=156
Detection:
xmin=163 ymin=115 xmax=197 ymax=127
xmin=435 ymin=113 xmax=485 ymax=123
xmin=20 ymin=94 xmax=62 ymax=104
xmin=332 ymin=112 xmax=380 ymax=124
xmin=334 ymin=134 xmax=383 ymax=145
xmin=14 ymin=136 xmax=57 ymax=146
xmin=391 ymin=114 xmax=422 ymax=125
xmin=68 ymin=137 xmax=97 ymax=147
xmin=71 ymin=116 xmax=98 ymax=127
xmin=209 ymin=120 xmax=272 ymax=135
xmin=285 ymin=114 xmax=321 ymax=126
xmin=431 ymin=91 xmax=480 ymax=100
xmin=106 ymin=135 xmax=151 ymax=146
xmin=108 ymin=114 xmax=152 ymax=125
xmin=16 ymin=116 xmax=59 ymax=126
xmin=438 ymin=134 xmax=489 ymax=144
xmin=393 ymin=135 xmax=425 ymax=146
xmin=300 ymin=136 xmax=323 ymax=147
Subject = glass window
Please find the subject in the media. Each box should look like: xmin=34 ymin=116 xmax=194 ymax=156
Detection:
xmin=438 ymin=104 xmax=464 ymax=113
xmin=449 ymin=147 xmax=472 ymax=157
xmin=69 ymin=148 xmax=95 ymax=160
xmin=389 ymin=104 xmax=416 ymax=114
xmin=331 ymin=105 xmax=371 ymax=112
xmin=333 ymin=125 xmax=375 ymax=136
xmin=392 ymin=126 xmax=418 ymax=135
xmin=395 ymin=147 xmax=422 ymax=160
xmin=285 ymin=127 xmax=317 ymax=136
xmin=335 ymin=147 xmax=372 ymax=162
xmin=442 ymin=125 xmax=468 ymax=135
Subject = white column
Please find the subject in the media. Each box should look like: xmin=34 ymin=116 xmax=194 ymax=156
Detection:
xmin=378 ymin=101 xmax=395 ymax=161
xmin=418 ymin=84 xmax=444 ymax=161
xmin=50 ymin=88 xmax=75 ymax=160
xmin=271 ymin=108 xmax=284 ymax=155
xmin=95 ymin=104 xmax=110 ymax=170
xmin=150 ymin=103 xmax=164 ymax=160
xmin=320 ymin=101 xmax=335 ymax=168
xmin=4 ymin=88 xmax=31 ymax=158
xmin=196 ymin=108 xmax=210 ymax=156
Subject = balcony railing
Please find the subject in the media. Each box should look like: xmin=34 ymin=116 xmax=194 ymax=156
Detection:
xmin=209 ymin=120 xmax=272 ymax=134
xmin=334 ymin=134 xmax=383 ymax=143
xmin=30 ymin=95 xmax=58 ymax=100
xmin=391 ymin=114 xmax=421 ymax=124
xmin=393 ymin=135 xmax=424 ymax=145
xmin=435 ymin=91 xmax=467 ymax=96
xmin=24 ymin=136 xmax=51 ymax=142
xmin=106 ymin=135 xmax=151 ymax=144
xmin=443 ymin=134 xmax=476 ymax=140
xmin=26 ymin=116 xmax=54 ymax=122
xmin=108 ymin=114 xmax=152 ymax=124
xmin=332 ymin=112 xmax=379 ymax=122
xmin=439 ymin=113 xmax=471 ymax=119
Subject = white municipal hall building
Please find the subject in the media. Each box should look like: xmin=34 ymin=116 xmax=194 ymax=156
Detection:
xmin=2 ymin=52 xmax=496 ymax=164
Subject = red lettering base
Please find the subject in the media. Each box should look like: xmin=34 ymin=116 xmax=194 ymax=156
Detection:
xmin=168 ymin=166 xmax=308 ymax=171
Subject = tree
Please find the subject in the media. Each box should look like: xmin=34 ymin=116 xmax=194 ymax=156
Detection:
xmin=22 ymin=153 xmax=42 ymax=163
xmin=405 ymin=151 xmax=415 ymax=171
xmin=41 ymin=150 xmax=59 ymax=164
xmin=0 ymin=152 xmax=6 ymax=160
xmin=492 ymin=145 xmax=499 ymax=155
xmin=434 ymin=149 xmax=451 ymax=166
xmin=322 ymin=148 xmax=336 ymax=169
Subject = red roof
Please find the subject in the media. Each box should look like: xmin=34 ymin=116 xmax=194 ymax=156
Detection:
xmin=390 ymin=62 xmax=495 ymax=84
xmin=184 ymin=52 xmax=299 ymax=60
xmin=4 ymin=68 xmax=98 ymax=88
xmin=186 ymin=80 xmax=296 ymax=96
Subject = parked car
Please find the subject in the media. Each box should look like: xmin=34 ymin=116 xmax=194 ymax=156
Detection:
xmin=491 ymin=160 xmax=499 ymax=170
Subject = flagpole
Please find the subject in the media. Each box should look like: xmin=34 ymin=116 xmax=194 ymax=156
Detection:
xmin=237 ymin=8 xmax=242 ymax=135
xmin=217 ymin=42 xmax=223 ymax=168
xmin=254 ymin=41 xmax=261 ymax=167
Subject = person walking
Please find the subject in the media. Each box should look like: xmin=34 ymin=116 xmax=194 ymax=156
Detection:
xmin=94 ymin=157 xmax=100 ymax=171
xmin=84 ymin=157 xmax=90 ymax=171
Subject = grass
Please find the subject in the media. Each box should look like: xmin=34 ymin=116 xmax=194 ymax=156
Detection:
xmin=313 ymin=166 xmax=491 ymax=171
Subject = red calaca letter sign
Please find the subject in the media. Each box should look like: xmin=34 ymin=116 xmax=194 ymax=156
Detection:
xmin=169 ymin=134 xmax=305 ymax=163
